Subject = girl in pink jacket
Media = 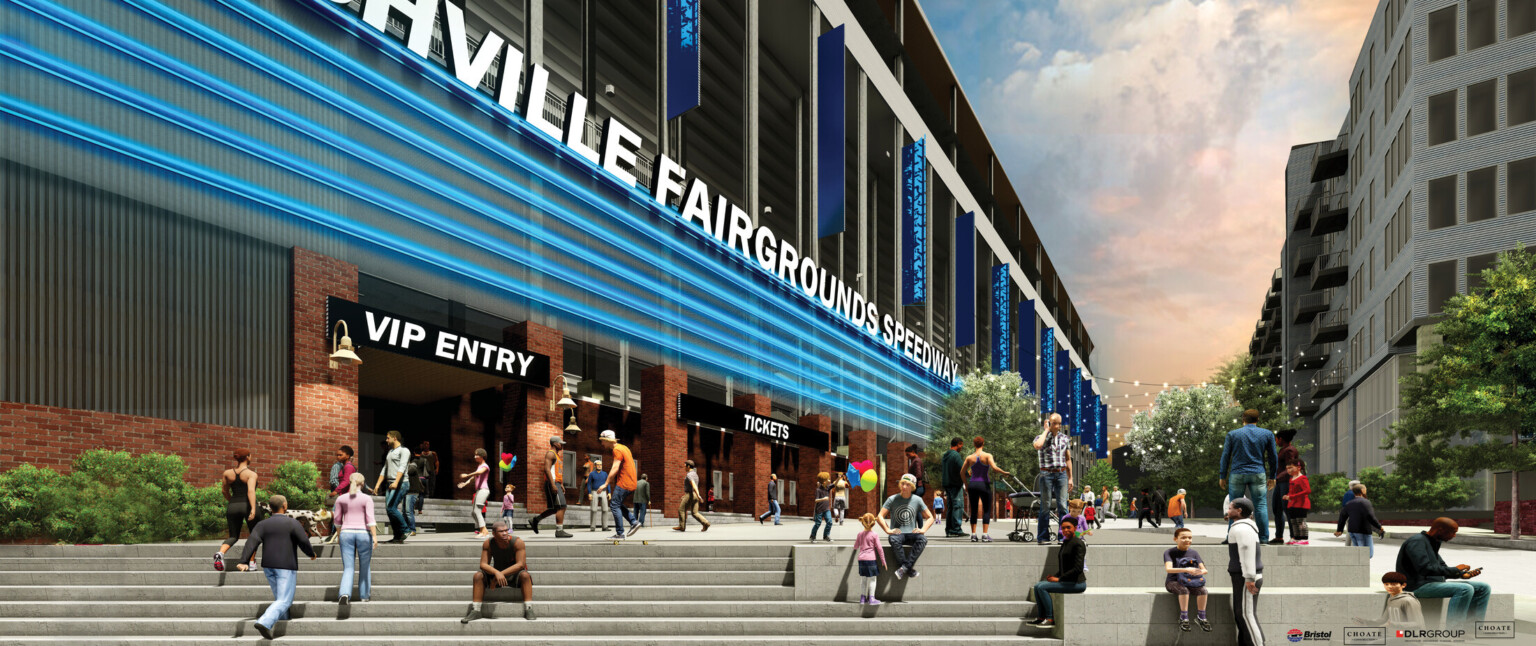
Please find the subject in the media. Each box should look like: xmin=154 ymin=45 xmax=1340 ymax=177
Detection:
xmin=854 ymin=512 xmax=888 ymax=605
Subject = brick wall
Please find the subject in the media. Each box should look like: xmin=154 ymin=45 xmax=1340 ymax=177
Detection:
xmin=848 ymin=429 xmax=878 ymax=518
xmin=1 ymin=247 xmax=359 ymax=489
xmin=795 ymin=415 xmax=833 ymax=513
xmin=731 ymin=394 xmax=773 ymax=519
xmin=1495 ymin=501 xmax=1535 ymax=535
xmin=500 ymin=321 xmax=563 ymax=512
xmin=639 ymin=365 xmax=688 ymax=518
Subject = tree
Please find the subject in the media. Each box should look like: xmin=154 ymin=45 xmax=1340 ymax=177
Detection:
xmin=1125 ymin=385 xmax=1240 ymax=512
xmin=1385 ymin=248 xmax=1536 ymax=539
xmin=1211 ymin=354 xmax=1300 ymax=434
xmin=925 ymin=368 xmax=1041 ymax=489
xmin=1081 ymin=459 xmax=1120 ymax=494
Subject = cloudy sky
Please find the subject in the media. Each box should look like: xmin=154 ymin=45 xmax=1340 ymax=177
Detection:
xmin=924 ymin=0 xmax=1375 ymax=434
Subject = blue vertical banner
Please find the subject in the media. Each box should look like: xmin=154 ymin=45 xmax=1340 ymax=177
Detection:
xmin=816 ymin=25 xmax=846 ymax=238
xmin=1019 ymin=300 xmax=1036 ymax=395
xmin=990 ymin=264 xmax=1011 ymax=373
xmin=1097 ymin=401 xmax=1109 ymax=459
xmin=1078 ymin=374 xmax=1091 ymax=438
xmin=1041 ymin=329 xmax=1056 ymax=413
xmin=1056 ymin=350 xmax=1070 ymax=424
xmin=665 ymin=0 xmax=700 ymax=119
xmin=901 ymin=137 xmax=928 ymax=305
xmin=955 ymin=212 xmax=975 ymax=347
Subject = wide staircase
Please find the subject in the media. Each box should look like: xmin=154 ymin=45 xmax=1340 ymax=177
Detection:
xmin=0 ymin=541 xmax=1054 ymax=645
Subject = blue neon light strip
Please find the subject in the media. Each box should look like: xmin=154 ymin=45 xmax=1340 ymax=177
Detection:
xmin=1041 ymin=329 xmax=1055 ymax=413
xmin=1019 ymin=300 xmax=1036 ymax=395
xmin=816 ymin=25 xmax=845 ymax=238
xmin=215 ymin=0 xmax=954 ymax=392
xmin=665 ymin=0 xmax=700 ymax=120
xmin=990 ymin=263 xmax=1010 ymax=373
xmin=901 ymin=137 xmax=927 ymax=305
xmin=24 ymin=0 xmax=952 ymax=417
xmin=955 ymin=211 xmax=975 ymax=347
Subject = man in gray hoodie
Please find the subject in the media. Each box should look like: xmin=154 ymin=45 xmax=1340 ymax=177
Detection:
xmin=1225 ymin=497 xmax=1264 ymax=646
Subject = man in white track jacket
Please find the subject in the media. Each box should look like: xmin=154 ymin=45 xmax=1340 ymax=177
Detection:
xmin=1226 ymin=497 xmax=1265 ymax=646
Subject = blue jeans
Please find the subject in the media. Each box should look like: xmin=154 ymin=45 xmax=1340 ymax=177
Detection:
xmin=810 ymin=510 xmax=833 ymax=539
xmin=1349 ymin=532 xmax=1374 ymax=557
xmin=887 ymin=532 xmax=928 ymax=571
xmin=404 ymin=493 xmax=418 ymax=533
xmin=384 ymin=480 xmax=410 ymax=538
xmin=257 ymin=567 xmax=297 ymax=629
xmin=1225 ymin=473 xmax=1270 ymax=542
xmin=944 ymin=486 xmax=964 ymax=535
xmin=1414 ymin=580 xmax=1492 ymax=627
xmin=609 ymin=486 xmax=634 ymax=535
xmin=338 ymin=530 xmax=372 ymax=600
xmin=759 ymin=500 xmax=782 ymax=524
xmin=1171 ymin=515 xmax=1185 ymax=529
xmin=632 ymin=504 xmax=647 ymax=526
xmin=1032 ymin=579 xmax=1087 ymax=620
xmin=1037 ymin=471 xmax=1068 ymax=541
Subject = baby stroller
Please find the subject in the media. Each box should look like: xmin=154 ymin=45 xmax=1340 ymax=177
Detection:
xmin=1000 ymin=474 xmax=1039 ymax=543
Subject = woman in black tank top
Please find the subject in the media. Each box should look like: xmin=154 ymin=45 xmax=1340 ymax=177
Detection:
xmin=215 ymin=449 xmax=260 ymax=572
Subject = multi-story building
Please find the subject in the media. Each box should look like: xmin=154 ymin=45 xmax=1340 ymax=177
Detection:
xmin=1 ymin=0 xmax=1104 ymax=518
xmin=1255 ymin=0 xmax=1536 ymax=505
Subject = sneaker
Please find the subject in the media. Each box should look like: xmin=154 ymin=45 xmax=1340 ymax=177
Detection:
xmin=626 ymin=523 xmax=642 ymax=537
xmin=1267 ymin=538 xmax=1285 ymax=545
xmin=1179 ymin=620 xmax=1191 ymax=632
xmin=701 ymin=524 xmax=710 ymax=532
xmin=866 ymin=597 xmax=882 ymax=606
xmin=906 ymin=568 xmax=919 ymax=578
xmin=1028 ymin=617 xmax=1049 ymax=626
xmin=971 ymin=534 xmax=979 ymax=542
xmin=460 ymin=603 xmax=482 ymax=623
xmin=673 ymin=526 xmax=686 ymax=532
xmin=555 ymin=530 xmax=574 ymax=538
xmin=1298 ymin=540 xmax=1309 ymax=545
xmin=857 ymin=595 xmax=867 ymax=604
xmin=607 ymin=533 xmax=625 ymax=541
xmin=254 ymin=623 xmax=274 ymax=639
xmin=213 ymin=552 xmax=225 ymax=572
xmin=982 ymin=534 xmax=992 ymax=542
xmin=409 ymin=530 xmax=417 ymax=536
xmin=530 ymin=522 xmax=540 ymax=535
xmin=523 ymin=605 xmax=537 ymax=621
xmin=337 ymin=595 xmax=350 ymax=620
xmin=1197 ymin=617 xmax=1212 ymax=632
xmin=893 ymin=566 xmax=907 ymax=580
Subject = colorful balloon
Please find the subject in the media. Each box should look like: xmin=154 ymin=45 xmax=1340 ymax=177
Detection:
xmin=859 ymin=469 xmax=878 ymax=492
xmin=499 ymin=453 xmax=517 ymax=471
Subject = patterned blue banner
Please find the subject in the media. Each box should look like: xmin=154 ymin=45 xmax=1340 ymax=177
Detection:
xmin=991 ymin=264 xmax=1010 ymax=373
xmin=816 ymin=25 xmax=846 ymax=238
xmin=1041 ymin=329 xmax=1055 ymax=413
xmin=665 ymin=0 xmax=700 ymax=120
xmin=1097 ymin=401 xmax=1109 ymax=459
xmin=1019 ymin=300 xmax=1036 ymax=395
xmin=1056 ymin=349 xmax=1070 ymax=424
xmin=955 ymin=212 xmax=975 ymax=347
xmin=901 ymin=137 xmax=927 ymax=305
xmin=1077 ymin=373 xmax=1091 ymax=437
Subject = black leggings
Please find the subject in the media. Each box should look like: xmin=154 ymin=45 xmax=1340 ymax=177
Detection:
xmin=223 ymin=502 xmax=261 ymax=547
xmin=966 ymin=482 xmax=993 ymax=524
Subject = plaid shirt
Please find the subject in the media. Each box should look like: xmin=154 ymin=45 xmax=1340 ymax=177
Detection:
xmin=1038 ymin=431 xmax=1071 ymax=470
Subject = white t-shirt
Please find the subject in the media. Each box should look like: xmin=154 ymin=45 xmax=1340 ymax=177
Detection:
xmin=1083 ymin=490 xmax=1096 ymax=504
xmin=1111 ymin=490 xmax=1123 ymax=502
xmin=384 ymin=446 xmax=410 ymax=479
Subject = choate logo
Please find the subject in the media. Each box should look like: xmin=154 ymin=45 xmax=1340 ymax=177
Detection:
xmin=1287 ymin=629 xmax=1331 ymax=642
xmin=1343 ymin=627 xmax=1385 ymax=645
xmin=1475 ymin=621 xmax=1515 ymax=639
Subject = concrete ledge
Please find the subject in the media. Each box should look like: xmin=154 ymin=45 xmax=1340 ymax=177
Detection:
xmin=1049 ymin=587 xmax=1516 ymax=646
xmin=791 ymin=544 xmax=1368 ymax=600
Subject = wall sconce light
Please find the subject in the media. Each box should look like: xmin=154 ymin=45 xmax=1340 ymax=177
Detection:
xmin=329 ymin=321 xmax=362 ymax=369
xmin=551 ymin=375 xmax=580 ymax=433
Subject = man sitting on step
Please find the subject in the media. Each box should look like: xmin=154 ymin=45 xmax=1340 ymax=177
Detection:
xmin=461 ymin=520 xmax=536 ymax=623
xmin=877 ymin=474 xmax=935 ymax=579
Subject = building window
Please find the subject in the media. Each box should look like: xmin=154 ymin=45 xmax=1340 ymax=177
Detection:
xmin=562 ymin=451 xmax=577 ymax=485
xmin=1511 ymin=157 xmax=1536 ymax=214
xmin=1467 ymin=0 xmax=1497 ymax=50
xmin=1514 ymin=0 xmax=1536 ymax=38
xmin=1428 ymin=5 xmax=1457 ymax=61
xmin=1466 ymin=166 xmax=1497 ymax=222
xmin=1467 ymin=252 xmax=1498 ymax=293
xmin=1466 ymin=81 xmax=1498 ymax=139
xmin=1428 ymin=90 xmax=1457 ymax=145
xmin=1428 ymin=260 xmax=1458 ymax=314
xmin=1511 ymin=68 xmax=1536 ymax=126
xmin=1429 ymin=175 xmax=1458 ymax=229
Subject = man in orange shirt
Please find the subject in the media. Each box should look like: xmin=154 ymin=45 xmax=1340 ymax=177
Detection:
xmin=1168 ymin=489 xmax=1188 ymax=529
xmin=600 ymin=430 xmax=641 ymax=539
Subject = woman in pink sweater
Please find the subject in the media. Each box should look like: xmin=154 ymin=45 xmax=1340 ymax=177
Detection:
xmin=853 ymin=512 xmax=888 ymax=605
xmin=332 ymin=472 xmax=377 ymax=618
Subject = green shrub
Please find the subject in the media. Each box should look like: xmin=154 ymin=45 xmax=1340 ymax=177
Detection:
xmin=0 ymin=465 xmax=65 ymax=539
xmin=265 ymin=461 xmax=327 ymax=511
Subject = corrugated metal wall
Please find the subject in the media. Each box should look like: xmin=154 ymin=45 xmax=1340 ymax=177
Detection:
xmin=0 ymin=161 xmax=291 ymax=431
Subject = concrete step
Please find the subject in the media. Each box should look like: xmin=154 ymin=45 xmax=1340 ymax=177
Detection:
xmin=0 ymin=636 xmax=1059 ymax=645
xmin=0 ymin=599 xmax=1036 ymax=619
xmin=0 ymin=543 xmax=795 ymax=559
xmin=0 ymin=616 xmax=1037 ymax=637
xmin=0 ymin=570 xmax=794 ymax=587
xmin=0 ymin=584 xmax=795 ymax=602
xmin=0 ymin=557 xmax=791 ymax=572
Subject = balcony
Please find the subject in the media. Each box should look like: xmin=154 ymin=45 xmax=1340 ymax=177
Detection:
xmin=1293 ymin=342 xmax=1334 ymax=371
xmin=1291 ymin=393 xmax=1320 ymax=417
xmin=1308 ymin=366 xmax=1346 ymax=400
xmin=1292 ymin=193 xmax=1318 ymax=233
xmin=1309 ymin=139 xmax=1349 ymax=183
xmin=1310 ymin=190 xmax=1349 ymax=236
xmin=1254 ymin=349 xmax=1281 ymax=368
xmin=1309 ymin=308 xmax=1350 ymax=344
xmin=1292 ymin=241 xmax=1323 ymax=278
xmin=1309 ymin=248 xmax=1349 ymax=291
xmin=1292 ymin=290 xmax=1331 ymax=324
xmin=1265 ymin=285 xmax=1281 ymax=310
xmin=1272 ymin=267 xmax=1283 ymax=290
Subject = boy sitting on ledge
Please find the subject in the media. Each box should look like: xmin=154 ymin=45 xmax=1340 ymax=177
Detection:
xmin=1164 ymin=528 xmax=1211 ymax=632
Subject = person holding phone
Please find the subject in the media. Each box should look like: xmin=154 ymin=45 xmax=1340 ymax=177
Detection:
xmin=1395 ymin=518 xmax=1492 ymax=630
